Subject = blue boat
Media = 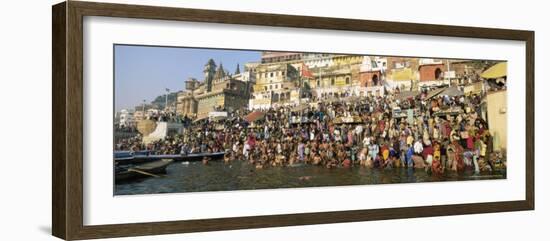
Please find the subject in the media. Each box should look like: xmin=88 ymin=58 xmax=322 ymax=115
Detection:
xmin=114 ymin=151 xmax=225 ymax=165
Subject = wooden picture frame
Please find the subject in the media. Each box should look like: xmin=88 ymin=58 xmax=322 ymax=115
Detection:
xmin=52 ymin=1 xmax=535 ymax=240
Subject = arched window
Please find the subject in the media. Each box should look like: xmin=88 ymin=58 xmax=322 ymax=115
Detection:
xmin=435 ymin=68 xmax=442 ymax=80
xmin=331 ymin=78 xmax=335 ymax=86
xmin=345 ymin=77 xmax=350 ymax=84
xmin=273 ymin=93 xmax=279 ymax=102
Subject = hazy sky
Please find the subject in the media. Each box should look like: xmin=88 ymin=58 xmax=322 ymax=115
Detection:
xmin=114 ymin=45 xmax=262 ymax=111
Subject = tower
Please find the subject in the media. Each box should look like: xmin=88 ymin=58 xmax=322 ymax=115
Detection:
xmin=204 ymin=59 xmax=216 ymax=92
xmin=185 ymin=77 xmax=198 ymax=91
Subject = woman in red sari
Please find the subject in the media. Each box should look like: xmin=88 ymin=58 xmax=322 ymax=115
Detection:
xmin=453 ymin=141 xmax=465 ymax=172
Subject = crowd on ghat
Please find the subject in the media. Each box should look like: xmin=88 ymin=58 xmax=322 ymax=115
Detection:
xmin=115 ymin=87 xmax=506 ymax=175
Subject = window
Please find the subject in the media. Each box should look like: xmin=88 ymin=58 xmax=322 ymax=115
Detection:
xmin=345 ymin=77 xmax=350 ymax=84
xmin=331 ymin=78 xmax=335 ymax=86
xmin=270 ymin=72 xmax=274 ymax=77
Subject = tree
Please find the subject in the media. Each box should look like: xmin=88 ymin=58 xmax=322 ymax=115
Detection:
xmin=235 ymin=64 xmax=241 ymax=74
xmin=204 ymin=59 xmax=217 ymax=92
xmin=151 ymin=92 xmax=178 ymax=109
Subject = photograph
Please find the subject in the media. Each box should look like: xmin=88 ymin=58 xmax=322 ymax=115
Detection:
xmin=0 ymin=0 xmax=543 ymax=240
xmin=113 ymin=45 xmax=508 ymax=195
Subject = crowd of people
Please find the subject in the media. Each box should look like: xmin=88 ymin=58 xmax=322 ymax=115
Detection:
xmin=115 ymin=86 xmax=506 ymax=175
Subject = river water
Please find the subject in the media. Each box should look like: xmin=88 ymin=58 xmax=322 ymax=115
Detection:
xmin=114 ymin=161 xmax=506 ymax=195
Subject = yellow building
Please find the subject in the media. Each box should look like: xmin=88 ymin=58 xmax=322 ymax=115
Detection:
xmin=482 ymin=90 xmax=507 ymax=151
xmin=306 ymin=65 xmax=360 ymax=99
xmin=249 ymin=62 xmax=300 ymax=109
xmin=194 ymin=77 xmax=249 ymax=118
xmin=480 ymin=62 xmax=507 ymax=151
xmin=176 ymin=59 xmax=251 ymax=118
xmin=332 ymin=55 xmax=363 ymax=67
xmin=385 ymin=57 xmax=420 ymax=82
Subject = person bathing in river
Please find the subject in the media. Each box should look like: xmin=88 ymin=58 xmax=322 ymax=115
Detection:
xmin=380 ymin=142 xmax=392 ymax=169
xmin=422 ymin=140 xmax=434 ymax=171
xmin=358 ymin=147 xmax=368 ymax=167
xmin=389 ymin=145 xmax=400 ymax=168
xmin=405 ymin=144 xmax=414 ymax=167
xmin=297 ymin=141 xmax=305 ymax=162
xmin=431 ymin=142 xmax=444 ymax=175
xmin=368 ymin=141 xmax=379 ymax=162
xmin=243 ymin=141 xmax=251 ymax=162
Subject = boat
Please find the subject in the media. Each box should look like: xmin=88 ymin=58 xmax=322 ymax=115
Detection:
xmin=176 ymin=152 xmax=225 ymax=162
xmin=114 ymin=151 xmax=152 ymax=165
xmin=115 ymin=159 xmax=173 ymax=182
xmin=114 ymin=151 xmax=225 ymax=165
xmin=288 ymin=163 xmax=306 ymax=168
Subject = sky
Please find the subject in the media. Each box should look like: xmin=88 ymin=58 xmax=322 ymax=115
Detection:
xmin=114 ymin=45 xmax=262 ymax=111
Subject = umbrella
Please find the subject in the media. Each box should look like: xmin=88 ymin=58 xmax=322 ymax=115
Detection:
xmin=395 ymin=91 xmax=420 ymax=101
xmin=244 ymin=111 xmax=266 ymax=122
xmin=210 ymin=115 xmax=227 ymax=121
xmin=192 ymin=116 xmax=208 ymax=123
xmin=439 ymin=86 xmax=463 ymax=97
xmin=424 ymin=87 xmax=446 ymax=100
xmin=481 ymin=62 xmax=507 ymax=79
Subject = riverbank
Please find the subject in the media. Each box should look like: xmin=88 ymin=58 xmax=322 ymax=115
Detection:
xmin=115 ymin=160 xmax=506 ymax=195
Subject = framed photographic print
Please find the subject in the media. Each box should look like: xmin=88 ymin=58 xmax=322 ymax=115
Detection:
xmin=52 ymin=1 xmax=534 ymax=240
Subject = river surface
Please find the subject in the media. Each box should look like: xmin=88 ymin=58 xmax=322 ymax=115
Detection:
xmin=114 ymin=161 xmax=506 ymax=195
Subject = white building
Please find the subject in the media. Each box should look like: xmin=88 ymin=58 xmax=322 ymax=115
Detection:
xmin=117 ymin=109 xmax=135 ymax=128
xmin=302 ymin=53 xmax=334 ymax=68
xmin=147 ymin=108 xmax=160 ymax=118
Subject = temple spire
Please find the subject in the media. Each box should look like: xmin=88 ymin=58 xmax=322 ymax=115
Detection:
xmin=214 ymin=62 xmax=226 ymax=80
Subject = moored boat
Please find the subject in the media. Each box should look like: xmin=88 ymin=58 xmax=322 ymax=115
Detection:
xmin=114 ymin=151 xmax=225 ymax=165
xmin=115 ymin=159 xmax=173 ymax=182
